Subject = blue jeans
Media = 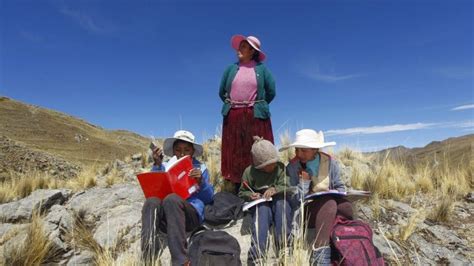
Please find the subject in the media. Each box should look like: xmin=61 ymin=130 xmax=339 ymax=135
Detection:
xmin=248 ymin=198 xmax=292 ymax=262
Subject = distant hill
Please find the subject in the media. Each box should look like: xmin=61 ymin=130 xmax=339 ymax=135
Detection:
xmin=370 ymin=134 xmax=473 ymax=169
xmin=0 ymin=97 xmax=150 ymax=168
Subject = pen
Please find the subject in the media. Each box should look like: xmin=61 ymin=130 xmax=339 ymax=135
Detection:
xmin=243 ymin=181 xmax=256 ymax=194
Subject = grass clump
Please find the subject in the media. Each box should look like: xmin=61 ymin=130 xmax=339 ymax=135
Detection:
xmin=4 ymin=211 xmax=54 ymax=265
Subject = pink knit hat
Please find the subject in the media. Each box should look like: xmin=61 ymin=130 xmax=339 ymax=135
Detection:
xmin=231 ymin=35 xmax=266 ymax=61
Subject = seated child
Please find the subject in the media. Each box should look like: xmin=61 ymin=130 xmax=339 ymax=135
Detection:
xmin=141 ymin=130 xmax=214 ymax=265
xmin=279 ymin=129 xmax=353 ymax=265
xmin=238 ymin=136 xmax=292 ymax=265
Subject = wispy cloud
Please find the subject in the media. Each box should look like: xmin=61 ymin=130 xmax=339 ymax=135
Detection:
xmin=452 ymin=121 xmax=474 ymax=128
xmin=300 ymin=64 xmax=363 ymax=83
xmin=433 ymin=67 xmax=474 ymax=79
xmin=451 ymin=104 xmax=474 ymax=111
xmin=326 ymin=120 xmax=474 ymax=136
xmin=59 ymin=6 xmax=112 ymax=34
xmin=325 ymin=122 xmax=437 ymax=136
xmin=305 ymin=71 xmax=363 ymax=83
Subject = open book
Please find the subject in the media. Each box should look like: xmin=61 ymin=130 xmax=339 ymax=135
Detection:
xmin=137 ymin=155 xmax=198 ymax=200
xmin=242 ymin=197 xmax=273 ymax=212
xmin=304 ymin=189 xmax=371 ymax=202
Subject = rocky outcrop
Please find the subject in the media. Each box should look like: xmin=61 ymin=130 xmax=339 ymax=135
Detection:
xmin=0 ymin=135 xmax=81 ymax=180
xmin=0 ymin=158 xmax=472 ymax=265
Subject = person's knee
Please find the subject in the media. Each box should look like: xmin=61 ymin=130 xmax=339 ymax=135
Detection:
xmin=321 ymin=199 xmax=337 ymax=216
xmin=143 ymin=197 xmax=161 ymax=212
xmin=163 ymin=193 xmax=181 ymax=207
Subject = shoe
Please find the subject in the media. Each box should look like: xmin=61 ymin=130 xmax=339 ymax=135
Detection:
xmin=311 ymin=245 xmax=331 ymax=266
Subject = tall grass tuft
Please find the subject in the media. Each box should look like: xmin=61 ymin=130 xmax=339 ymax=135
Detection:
xmin=0 ymin=171 xmax=59 ymax=203
xmin=428 ymin=195 xmax=454 ymax=223
xmin=4 ymin=211 xmax=54 ymax=265
xmin=279 ymin=129 xmax=294 ymax=165
xmin=65 ymin=165 xmax=98 ymax=191
xmin=398 ymin=210 xmax=425 ymax=241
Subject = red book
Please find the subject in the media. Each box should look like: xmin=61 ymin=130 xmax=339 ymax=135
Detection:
xmin=137 ymin=155 xmax=198 ymax=200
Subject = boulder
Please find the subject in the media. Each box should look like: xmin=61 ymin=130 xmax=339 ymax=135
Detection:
xmin=0 ymin=189 xmax=71 ymax=222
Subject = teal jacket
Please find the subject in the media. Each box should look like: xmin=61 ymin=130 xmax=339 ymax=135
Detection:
xmin=218 ymin=62 xmax=276 ymax=119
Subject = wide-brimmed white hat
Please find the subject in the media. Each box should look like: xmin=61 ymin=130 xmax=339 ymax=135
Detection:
xmin=231 ymin=35 xmax=266 ymax=62
xmin=279 ymin=129 xmax=336 ymax=151
xmin=163 ymin=130 xmax=203 ymax=157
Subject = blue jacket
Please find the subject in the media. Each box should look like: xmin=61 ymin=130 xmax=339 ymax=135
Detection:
xmin=219 ymin=62 xmax=276 ymax=119
xmin=286 ymin=153 xmax=345 ymax=206
xmin=152 ymin=158 xmax=214 ymax=223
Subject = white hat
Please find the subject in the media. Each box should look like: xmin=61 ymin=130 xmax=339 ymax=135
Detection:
xmin=279 ymin=129 xmax=336 ymax=151
xmin=163 ymin=130 xmax=203 ymax=157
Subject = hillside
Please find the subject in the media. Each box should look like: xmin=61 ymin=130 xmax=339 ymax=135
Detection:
xmin=371 ymin=134 xmax=473 ymax=169
xmin=0 ymin=97 xmax=150 ymax=167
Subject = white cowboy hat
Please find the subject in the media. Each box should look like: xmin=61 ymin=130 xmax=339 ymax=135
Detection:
xmin=279 ymin=129 xmax=336 ymax=151
xmin=163 ymin=130 xmax=203 ymax=157
xmin=231 ymin=35 xmax=266 ymax=62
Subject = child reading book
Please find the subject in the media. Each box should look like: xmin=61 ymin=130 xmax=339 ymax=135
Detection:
xmin=141 ymin=130 xmax=214 ymax=265
xmin=238 ymin=137 xmax=291 ymax=265
xmin=279 ymin=129 xmax=353 ymax=265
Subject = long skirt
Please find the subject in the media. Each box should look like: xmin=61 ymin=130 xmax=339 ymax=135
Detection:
xmin=221 ymin=107 xmax=274 ymax=184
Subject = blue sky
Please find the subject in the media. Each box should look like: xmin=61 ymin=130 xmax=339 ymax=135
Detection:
xmin=1 ymin=0 xmax=473 ymax=151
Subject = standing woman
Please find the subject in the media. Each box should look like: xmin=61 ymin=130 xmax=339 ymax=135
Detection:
xmin=219 ymin=34 xmax=276 ymax=194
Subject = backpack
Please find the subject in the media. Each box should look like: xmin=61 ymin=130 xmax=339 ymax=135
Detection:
xmin=330 ymin=216 xmax=385 ymax=266
xmin=204 ymin=192 xmax=244 ymax=226
xmin=188 ymin=227 xmax=242 ymax=266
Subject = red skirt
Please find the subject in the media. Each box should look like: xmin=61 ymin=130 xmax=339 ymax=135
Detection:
xmin=221 ymin=107 xmax=274 ymax=183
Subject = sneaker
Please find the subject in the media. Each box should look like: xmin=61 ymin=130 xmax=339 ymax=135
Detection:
xmin=310 ymin=245 xmax=331 ymax=266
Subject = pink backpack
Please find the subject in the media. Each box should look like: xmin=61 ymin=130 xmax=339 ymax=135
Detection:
xmin=330 ymin=216 xmax=385 ymax=266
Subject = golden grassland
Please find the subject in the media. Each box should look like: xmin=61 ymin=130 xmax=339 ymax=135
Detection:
xmin=0 ymin=97 xmax=150 ymax=167
xmin=1 ymin=133 xmax=472 ymax=265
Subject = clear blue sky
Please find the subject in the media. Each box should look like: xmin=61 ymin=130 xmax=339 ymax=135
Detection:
xmin=1 ymin=0 xmax=473 ymax=151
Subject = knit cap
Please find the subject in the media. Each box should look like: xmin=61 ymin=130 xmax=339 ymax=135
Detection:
xmin=251 ymin=136 xmax=279 ymax=169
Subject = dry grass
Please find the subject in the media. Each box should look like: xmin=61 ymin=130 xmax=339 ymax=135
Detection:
xmin=0 ymin=97 xmax=150 ymax=167
xmin=0 ymin=171 xmax=60 ymax=204
xmin=279 ymin=129 xmax=295 ymax=165
xmin=0 ymin=163 xmax=102 ymax=204
xmin=66 ymin=210 xmax=144 ymax=266
xmin=428 ymin=195 xmax=455 ymax=223
xmin=202 ymin=137 xmax=222 ymax=189
xmin=398 ymin=210 xmax=426 ymax=241
xmin=4 ymin=211 xmax=54 ymax=265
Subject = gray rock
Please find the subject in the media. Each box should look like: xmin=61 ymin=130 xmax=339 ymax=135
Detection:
xmin=67 ymin=183 xmax=143 ymax=225
xmin=43 ymin=205 xmax=75 ymax=255
xmin=372 ymin=232 xmax=402 ymax=259
xmin=423 ymin=225 xmax=467 ymax=246
xmin=93 ymin=202 xmax=142 ymax=248
xmin=131 ymin=153 xmax=142 ymax=161
xmin=385 ymin=200 xmax=416 ymax=216
xmin=0 ymin=189 xmax=71 ymax=222
xmin=66 ymin=250 xmax=95 ymax=265
xmin=0 ymin=223 xmax=30 ymax=265
xmin=465 ymin=192 xmax=474 ymax=203
xmin=408 ymin=234 xmax=471 ymax=264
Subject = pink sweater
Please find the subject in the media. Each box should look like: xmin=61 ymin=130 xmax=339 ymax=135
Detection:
xmin=229 ymin=60 xmax=257 ymax=108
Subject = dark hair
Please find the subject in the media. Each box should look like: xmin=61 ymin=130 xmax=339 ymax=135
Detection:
xmin=252 ymin=51 xmax=261 ymax=63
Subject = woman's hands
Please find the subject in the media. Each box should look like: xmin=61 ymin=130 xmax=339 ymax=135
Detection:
xmin=189 ymin=168 xmax=203 ymax=183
